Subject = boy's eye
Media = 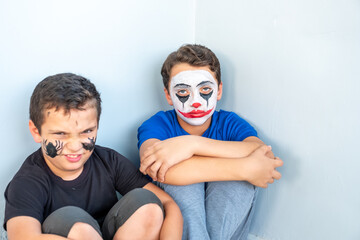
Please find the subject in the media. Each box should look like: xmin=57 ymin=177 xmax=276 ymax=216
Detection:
xmin=83 ymin=129 xmax=93 ymax=134
xmin=200 ymin=87 xmax=212 ymax=94
xmin=54 ymin=132 xmax=65 ymax=136
xmin=177 ymin=89 xmax=190 ymax=97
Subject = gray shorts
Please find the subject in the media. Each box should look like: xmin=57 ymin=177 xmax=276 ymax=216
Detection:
xmin=42 ymin=188 xmax=164 ymax=240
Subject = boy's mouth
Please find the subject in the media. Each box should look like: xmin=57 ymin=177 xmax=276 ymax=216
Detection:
xmin=64 ymin=154 xmax=82 ymax=163
xmin=178 ymin=108 xmax=214 ymax=118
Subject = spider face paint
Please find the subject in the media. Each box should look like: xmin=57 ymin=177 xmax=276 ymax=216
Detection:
xmin=43 ymin=139 xmax=64 ymax=158
xmin=170 ymin=70 xmax=218 ymax=126
xmin=82 ymin=137 xmax=96 ymax=151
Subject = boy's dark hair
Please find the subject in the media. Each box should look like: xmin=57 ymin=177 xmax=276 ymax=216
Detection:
xmin=30 ymin=73 xmax=102 ymax=134
xmin=161 ymin=44 xmax=221 ymax=90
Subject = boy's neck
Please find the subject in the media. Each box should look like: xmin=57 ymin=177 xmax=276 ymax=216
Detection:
xmin=177 ymin=115 xmax=212 ymax=136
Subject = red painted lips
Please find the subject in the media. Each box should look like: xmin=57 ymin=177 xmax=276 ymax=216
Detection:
xmin=178 ymin=107 xmax=214 ymax=118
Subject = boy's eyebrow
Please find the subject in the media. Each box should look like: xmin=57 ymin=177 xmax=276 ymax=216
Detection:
xmin=82 ymin=126 xmax=97 ymax=132
xmin=48 ymin=129 xmax=68 ymax=134
xmin=196 ymin=81 xmax=215 ymax=87
xmin=47 ymin=125 xmax=97 ymax=134
xmin=174 ymin=83 xmax=191 ymax=88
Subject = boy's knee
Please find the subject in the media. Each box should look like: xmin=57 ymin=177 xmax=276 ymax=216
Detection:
xmin=207 ymin=181 xmax=256 ymax=201
xmin=135 ymin=204 xmax=164 ymax=239
xmin=103 ymin=188 xmax=164 ymax=240
xmin=159 ymin=183 xmax=205 ymax=202
xmin=112 ymin=203 xmax=163 ymax=240
xmin=68 ymin=222 xmax=102 ymax=240
xmin=135 ymin=203 xmax=164 ymax=229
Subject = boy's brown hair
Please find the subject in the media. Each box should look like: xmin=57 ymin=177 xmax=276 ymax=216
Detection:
xmin=161 ymin=44 xmax=221 ymax=90
xmin=30 ymin=73 xmax=102 ymax=134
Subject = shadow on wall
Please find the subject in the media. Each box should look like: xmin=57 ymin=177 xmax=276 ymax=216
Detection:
xmin=1 ymin=231 xmax=7 ymax=240
xmin=1 ymin=209 xmax=7 ymax=240
xmin=214 ymin=52 xmax=235 ymax=111
xmin=1 ymin=196 xmax=6 ymax=239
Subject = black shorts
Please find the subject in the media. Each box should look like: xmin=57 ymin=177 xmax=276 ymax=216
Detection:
xmin=42 ymin=188 xmax=164 ymax=240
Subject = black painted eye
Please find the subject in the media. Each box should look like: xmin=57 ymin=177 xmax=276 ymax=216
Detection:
xmin=175 ymin=93 xmax=190 ymax=104
xmin=200 ymin=90 xmax=214 ymax=104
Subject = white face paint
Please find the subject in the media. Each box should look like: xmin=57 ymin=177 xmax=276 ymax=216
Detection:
xmin=170 ymin=70 xmax=218 ymax=126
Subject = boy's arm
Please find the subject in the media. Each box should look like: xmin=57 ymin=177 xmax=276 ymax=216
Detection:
xmin=142 ymin=142 xmax=282 ymax=188
xmin=6 ymin=216 xmax=69 ymax=240
xmin=143 ymin=183 xmax=183 ymax=240
xmin=140 ymin=135 xmax=275 ymax=182
xmin=162 ymin=145 xmax=282 ymax=188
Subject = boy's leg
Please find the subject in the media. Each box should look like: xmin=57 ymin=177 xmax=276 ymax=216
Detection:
xmin=205 ymin=181 xmax=257 ymax=240
xmin=157 ymin=182 xmax=209 ymax=240
xmin=42 ymin=206 xmax=102 ymax=239
xmin=102 ymin=188 xmax=164 ymax=240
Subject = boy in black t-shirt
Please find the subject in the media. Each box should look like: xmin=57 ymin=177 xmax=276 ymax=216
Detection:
xmin=4 ymin=73 xmax=182 ymax=240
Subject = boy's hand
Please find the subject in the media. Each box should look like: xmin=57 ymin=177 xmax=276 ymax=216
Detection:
xmin=243 ymin=145 xmax=283 ymax=188
xmin=140 ymin=136 xmax=196 ymax=182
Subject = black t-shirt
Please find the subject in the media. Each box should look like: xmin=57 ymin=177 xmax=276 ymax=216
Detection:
xmin=4 ymin=145 xmax=149 ymax=229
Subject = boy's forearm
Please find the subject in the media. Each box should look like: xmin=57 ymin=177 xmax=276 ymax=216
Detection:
xmin=162 ymin=155 xmax=247 ymax=185
xmin=191 ymin=135 xmax=262 ymax=158
xmin=143 ymin=183 xmax=183 ymax=239
xmin=160 ymin=200 xmax=183 ymax=240
xmin=7 ymin=234 xmax=69 ymax=240
xmin=162 ymin=145 xmax=283 ymax=188
xmin=139 ymin=136 xmax=272 ymax=183
xmin=6 ymin=217 xmax=70 ymax=240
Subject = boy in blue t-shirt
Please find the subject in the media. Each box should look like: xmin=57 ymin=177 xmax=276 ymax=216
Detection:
xmin=137 ymin=44 xmax=283 ymax=240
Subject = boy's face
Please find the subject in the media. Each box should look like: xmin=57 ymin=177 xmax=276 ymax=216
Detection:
xmin=165 ymin=63 xmax=222 ymax=126
xmin=29 ymin=102 xmax=98 ymax=180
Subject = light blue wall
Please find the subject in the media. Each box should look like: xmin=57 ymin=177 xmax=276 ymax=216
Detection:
xmin=1 ymin=1 xmax=359 ymax=239
xmin=0 ymin=0 xmax=194 ymax=236
xmin=196 ymin=0 xmax=360 ymax=239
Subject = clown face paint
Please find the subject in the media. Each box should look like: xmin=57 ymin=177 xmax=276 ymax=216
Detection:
xmin=170 ymin=70 xmax=218 ymax=126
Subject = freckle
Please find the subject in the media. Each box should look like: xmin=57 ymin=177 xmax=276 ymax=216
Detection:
xmin=47 ymin=111 xmax=50 ymax=117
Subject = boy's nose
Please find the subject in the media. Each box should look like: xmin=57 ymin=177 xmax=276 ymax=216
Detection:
xmin=66 ymin=139 xmax=83 ymax=152
xmin=192 ymin=102 xmax=201 ymax=108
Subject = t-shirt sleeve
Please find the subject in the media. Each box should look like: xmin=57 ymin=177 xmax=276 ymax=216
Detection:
xmin=137 ymin=111 xmax=173 ymax=149
xmin=4 ymin=176 xmax=47 ymax=230
xmin=108 ymin=150 xmax=150 ymax=195
xmin=223 ymin=112 xmax=258 ymax=141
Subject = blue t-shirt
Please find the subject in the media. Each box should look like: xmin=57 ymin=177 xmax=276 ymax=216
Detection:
xmin=137 ymin=109 xmax=257 ymax=148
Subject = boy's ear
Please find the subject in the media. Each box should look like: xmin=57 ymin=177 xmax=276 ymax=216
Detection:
xmin=29 ymin=120 xmax=42 ymax=143
xmin=164 ymin=88 xmax=173 ymax=106
xmin=217 ymin=82 xmax=223 ymax=101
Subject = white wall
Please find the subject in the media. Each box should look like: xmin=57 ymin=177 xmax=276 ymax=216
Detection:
xmin=1 ymin=1 xmax=359 ymax=239
xmin=196 ymin=0 xmax=360 ymax=239
xmin=0 ymin=0 xmax=194 ymax=237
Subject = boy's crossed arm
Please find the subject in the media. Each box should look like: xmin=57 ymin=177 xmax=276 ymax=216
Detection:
xmin=139 ymin=135 xmax=283 ymax=188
